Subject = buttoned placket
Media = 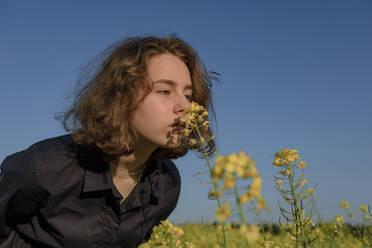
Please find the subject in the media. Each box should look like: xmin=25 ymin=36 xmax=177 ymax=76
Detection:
xmin=83 ymin=158 xmax=161 ymax=247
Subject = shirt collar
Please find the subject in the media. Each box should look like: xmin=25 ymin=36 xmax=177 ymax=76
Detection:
xmin=81 ymin=155 xmax=161 ymax=199
xmin=82 ymin=157 xmax=113 ymax=192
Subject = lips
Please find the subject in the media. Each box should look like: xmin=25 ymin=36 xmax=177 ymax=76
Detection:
xmin=171 ymin=124 xmax=185 ymax=130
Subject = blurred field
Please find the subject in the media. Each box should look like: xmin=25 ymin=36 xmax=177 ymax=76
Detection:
xmin=140 ymin=222 xmax=371 ymax=248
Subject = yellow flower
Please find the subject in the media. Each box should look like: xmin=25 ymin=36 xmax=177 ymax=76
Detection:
xmin=225 ymin=161 xmax=236 ymax=173
xmin=277 ymin=170 xmax=287 ymax=177
xmin=359 ymin=204 xmax=369 ymax=212
xmin=215 ymin=155 xmax=228 ymax=167
xmin=299 ymin=179 xmax=308 ymax=186
xmin=239 ymin=224 xmax=260 ymax=243
xmin=148 ymin=220 xmax=185 ymax=247
xmin=214 ymin=204 xmax=232 ymax=221
xmin=246 ymin=177 xmax=262 ymax=199
xmin=212 ymin=156 xmax=228 ymax=179
xmin=363 ymin=215 xmax=371 ymax=221
xmin=213 ymin=152 xmax=257 ymax=179
xmin=306 ymin=188 xmax=315 ymax=197
xmin=180 ymin=102 xmax=210 ymax=141
xmin=333 ymin=215 xmax=344 ymax=225
xmin=188 ymin=138 xmax=197 ymax=146
xmin=200 ymin=111 xmax=208 ymax=117
xmin=185 ymin=242 xmax=195 ymax=248
xmin=202 ymin=120 xmax=209 ymax=127
xmin=183 ymin=128 xmax=192 ymax=137
xmin=220 ymin=174 xmax=236 ymax=190
xmin=276 ymin=179 xmax=283 ymax=184
xmin=208 ymin=190 xmax=223 ymax=198
xmin=340 ymin=201 xmax=351 ymax=209
xmin=273 ymin=148 xmax=302 ymax=167
xmin=262 ymin=240 xmax=274 ymax=248
xmin=236 ymin=151 xmax=254 ymax=168
xmin=239 ymin=166 xmax=258 ymax=178
xmin=251 ymin=177 xmax=262 ymax=190
xmin=238 ymin=193 xmax=250 ymax=205
xmin=272 ymin=157 xmax=282 ymax=167
xmin=256 ymin=196 xmax=267 ymax=211
xmin=297 ymin=161 xmax=307 ymax=168
xmin=183 ymin=101 xmax=205 ymax=114
xmin=212 ymin=164 xmax=225 ymax=180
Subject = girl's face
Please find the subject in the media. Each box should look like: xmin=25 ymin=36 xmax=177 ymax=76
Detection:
xmin=132 ymin=53 xmax=192 ymax=149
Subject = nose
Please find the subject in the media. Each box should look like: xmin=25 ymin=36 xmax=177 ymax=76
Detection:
xmin=174 ymin=93 xmax=189 ymax=114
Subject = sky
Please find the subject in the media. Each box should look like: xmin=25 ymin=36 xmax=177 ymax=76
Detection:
xmin=1 ymin=1 xmax=371 ymax=224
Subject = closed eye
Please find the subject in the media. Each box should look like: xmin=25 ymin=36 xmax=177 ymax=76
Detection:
xmin=157 ymin=90 xmax=171 ymax=95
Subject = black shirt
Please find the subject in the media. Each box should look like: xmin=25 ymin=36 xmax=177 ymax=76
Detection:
xmin=0 ymin=134 xmax=181 ymax=248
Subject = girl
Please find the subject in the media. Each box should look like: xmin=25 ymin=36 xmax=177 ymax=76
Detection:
xmin=0 ymin=36 xmax=215 ymax=248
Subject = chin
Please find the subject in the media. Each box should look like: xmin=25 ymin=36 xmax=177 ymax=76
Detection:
xmin=161 ymin=136 xmax=183 ymax=149
xmin=161 ymin=141 xmax=181 ymax=149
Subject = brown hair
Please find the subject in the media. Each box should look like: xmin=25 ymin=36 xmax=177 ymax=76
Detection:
xmin=59 ymin=35 xmax=216 ymax=161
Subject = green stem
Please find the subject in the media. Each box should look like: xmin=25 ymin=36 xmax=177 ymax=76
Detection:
xmin=250 ymin=201 xmax=267 ymax=242
xmin=288 ymin=165 xmax=307 ymax=248
xmin=233 ymin=184 xmax=246 ymax=224
xmin=194 ymin=122 xmax=228 ymax=248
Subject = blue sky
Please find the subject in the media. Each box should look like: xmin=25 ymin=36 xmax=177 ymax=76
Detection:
xmin=1 ymin=1 xmax=371 ymax=223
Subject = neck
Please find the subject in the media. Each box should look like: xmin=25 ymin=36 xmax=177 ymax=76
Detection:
xmin=109 ymin=138 xmax=158 ymax=179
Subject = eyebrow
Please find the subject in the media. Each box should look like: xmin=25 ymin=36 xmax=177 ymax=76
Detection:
xmin=153 ymin=79 xmax=193 ymax=91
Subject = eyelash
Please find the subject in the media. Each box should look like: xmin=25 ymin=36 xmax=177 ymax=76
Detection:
xmin=158 ymin=90 xmax=171 ymax=95
xmin=157 ymin=90 xmax=192 ymax=101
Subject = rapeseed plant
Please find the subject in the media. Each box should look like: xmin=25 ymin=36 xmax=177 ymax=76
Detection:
xmin=140 ymin=220 xmax=195 ymax=248
xmin=360 ymin=205 xmax=369 ymax=213
xmin=210 ymin=152 xmax=264 ymax=222
xmin=356 ymin=204 xmax=372 ymax=247
xmin=180 ymin=102 xmax=268 ymax=247
xmin=338 ymin=202 xmax=372 ymax=247
xmin=272 ymin=148 xmax=317 ymax=248
xmin=180 ymin=101 xmax=228 ymax=248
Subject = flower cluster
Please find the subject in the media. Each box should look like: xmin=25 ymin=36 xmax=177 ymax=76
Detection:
xmin=212 ymin=152 xmax=262 ymax=204
xmin=213 ymin=151 xmax=258 ymax=180
xmin=239 ymin=223 xmax=260 ymax=243
xmin=339 ymin=201 xmax=351 ymax=209
xmin=210 ymin=151 xmax=266 ymax=223
xmin=273 ymin=149 xmax=308 ymax=178
xmin=180 ymin=102 xmax=210 ymax=144
xmin=143 ymin=220 xmax=195 ymax=248
xmin=214 ymin=203 xmax=232 ymax=221
xmin=359 ymin=204 xmax=372 ymax=222
xmin=360 ymin=204 xmax=369 ymax=213
xmin=333 ymin=215 xmax=344 ymax=226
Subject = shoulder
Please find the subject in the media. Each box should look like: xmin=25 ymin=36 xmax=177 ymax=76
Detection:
xmin=3 ymin=134 xmax=84 ymax=194
xmin=0 ymin=135 xmax=72 ymax=201
xmin=26 ymin=134 xmax=75 ymax=159
xmin=5 ymin=134 xmax=75 ymax=164
xmin=1 ymin=135 xmax=71 ymax=180
xmin=10 ymin=134 xmax=77 ymax=175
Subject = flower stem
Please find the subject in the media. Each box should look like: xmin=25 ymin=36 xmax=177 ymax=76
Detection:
xmin=194 ymin=122 xmax=228 ymax=248
xmin=288 ymin=165 xmax=307 ymax=248
xmin=233 ymin=184 xmax=246 ymax=224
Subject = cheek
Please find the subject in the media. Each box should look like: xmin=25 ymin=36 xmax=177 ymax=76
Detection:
xmin=133 ymin=103 xmax=168 ymax=133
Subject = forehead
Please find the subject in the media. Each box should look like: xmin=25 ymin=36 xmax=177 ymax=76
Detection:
xmin=147 ymin=53 xmax=192 ymax=85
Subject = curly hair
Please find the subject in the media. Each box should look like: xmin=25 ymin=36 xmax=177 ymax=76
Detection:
xmin=59 ymin=35 xmax=216 ymax=161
